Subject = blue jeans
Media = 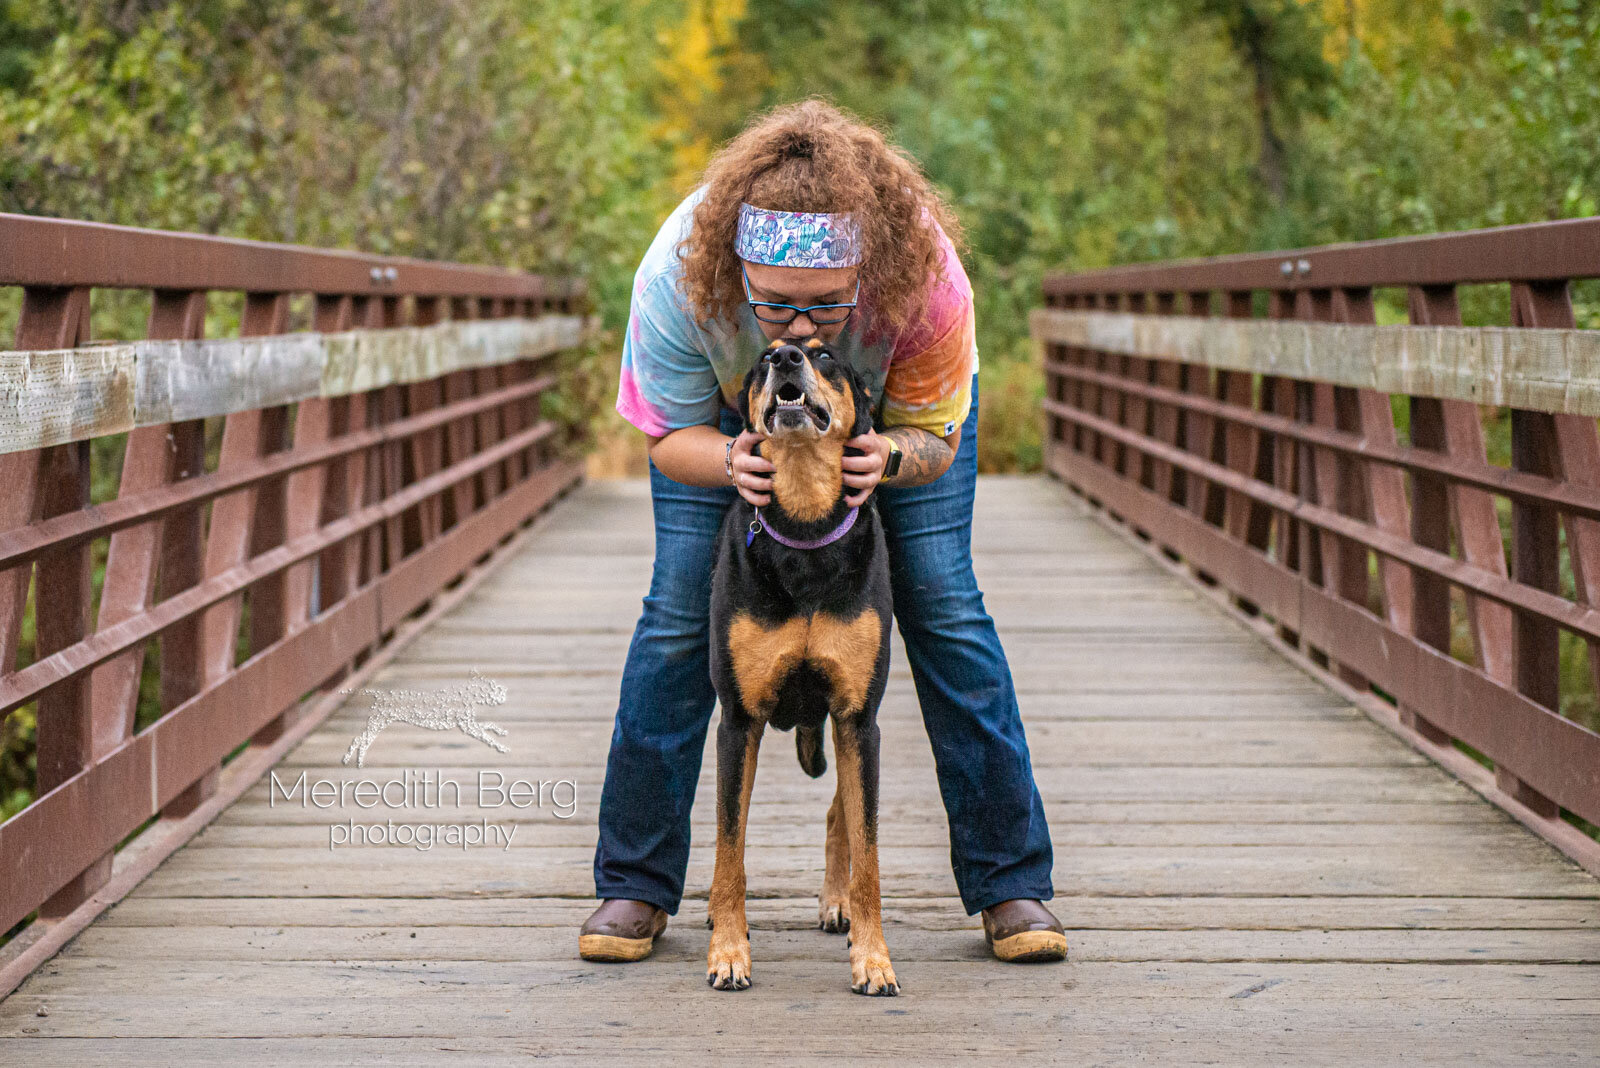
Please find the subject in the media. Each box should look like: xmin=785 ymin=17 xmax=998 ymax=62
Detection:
xmin=592 ymin=375 xmax=1054 ymax=915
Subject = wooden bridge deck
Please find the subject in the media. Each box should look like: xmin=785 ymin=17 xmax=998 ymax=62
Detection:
xmin=3 ymin=475 xmax=1597 ymax=1064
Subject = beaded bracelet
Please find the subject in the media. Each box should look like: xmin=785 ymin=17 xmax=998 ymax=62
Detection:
xmin=724 ymin=439 xmax=736 ymax=485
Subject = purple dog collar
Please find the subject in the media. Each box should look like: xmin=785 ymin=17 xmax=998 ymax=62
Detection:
xmin=748 ymin=506 xmax=859 ymax=549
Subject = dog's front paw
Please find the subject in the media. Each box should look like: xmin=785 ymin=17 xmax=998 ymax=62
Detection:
xmin=849 ymin=944 xmax=899 ymax=996
xmin=818 ymin=892 xmax=850 ymax=933
xmin=706 ymin=934 xmax=752 ymax=991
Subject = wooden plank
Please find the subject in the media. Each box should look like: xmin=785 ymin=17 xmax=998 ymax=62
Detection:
xmin=276 ymin=717 xmax=1429 ymax=769
xmin=42 ymin=923 xmax=1600 ymax=965
xmin=4 ymin=991 xmax=1600 ymax=1042
xmin=1033 ymin=307 xmax=1600 ymax=417
xmin=17 ymin=958 xmax=1600 ymax=1002
xmin=4 ymin=1028 xmax=1598 ymax=1066
xmin=215 ymin=798 xmax=1506 ymax=828
xmin=187 ymin=819 xmax=1554 ymax=850
xmin=131 ymin=847 xmax=1596 ymax=899
xmin=92 ymin=894 xmax=1600 ymax=931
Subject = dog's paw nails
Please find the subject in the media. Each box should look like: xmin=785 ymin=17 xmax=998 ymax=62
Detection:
xmin=818 ymin=900 xmax=851 ymax=933
xmin=707 ymin=943 xmax=752 ymax=991
xmin=707 ymin=964 xmax=752 ymax=991
xmin=850 ymin=954 xmax=898 ymax=996
xmin=850 ymin=977 xmax=900 ymax=996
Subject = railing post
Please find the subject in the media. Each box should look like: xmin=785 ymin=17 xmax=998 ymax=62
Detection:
xmin=474 ymin=298 xmax=510 ymax=513
xmin=1502 ymin=281 xmax=1576 ymax=817
xmin=1119 ymin=308 xmax=1152 ymax=499
xmin=444 ymin=297 xmax=482 ymax=533
xmin=1216 ymin=290 xmax=1264 ymax=541
xmin=245 ymin=293 xmax=295 ymax=707
xmin=1148 ymin=292 xmax=1183 ymax=509
xmin=168 ymin=292 xmax=290 ymax=815
xmin=405 ymin=296 xmax=449 ymax=555
xmin=1264 ymin=290 xmax=1302 ymax=648
xmin=1183 ymin=290 xmax=1222 ymax=529
xmin=18 ymin=287 xmax=94 ymax=920
xmin=85 ymin=288 xmax=209 ymax=843
xmin=314 ymin=293 xmax=358 ymax=612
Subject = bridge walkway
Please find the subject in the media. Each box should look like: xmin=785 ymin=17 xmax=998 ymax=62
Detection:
xmin=2 ymin=476 xmax=1596 ymax=1064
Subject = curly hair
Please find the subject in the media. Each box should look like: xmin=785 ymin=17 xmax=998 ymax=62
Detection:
xmin=676 ymin=99 xmax=964 ymax=338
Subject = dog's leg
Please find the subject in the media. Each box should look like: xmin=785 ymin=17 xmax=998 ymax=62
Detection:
xmin=707 ymin=715 xmax=763 ymax=991
xmin=832 ymin=715 xmax=897 ymax=995
xmin=818 ymin=782 xmax=851 ymax=932
xmin=804 ymin=609 xmax=881 ymax=936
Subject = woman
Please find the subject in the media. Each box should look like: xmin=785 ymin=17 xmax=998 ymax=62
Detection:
xmin=583 ymin=100 xmax=1066 ymax=967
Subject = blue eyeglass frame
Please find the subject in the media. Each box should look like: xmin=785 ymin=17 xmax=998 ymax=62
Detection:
xmin=740 ymin=262 xmax=860 ymax=325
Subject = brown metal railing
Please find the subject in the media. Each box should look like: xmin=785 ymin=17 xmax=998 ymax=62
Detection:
xmin=1034 ymin=218 xmax=1600 ymax=874
xmin=0 ymin=214 xmax=589 ymax=950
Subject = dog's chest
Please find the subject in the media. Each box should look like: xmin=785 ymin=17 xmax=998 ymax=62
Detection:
xmin=724 ymin=608 xmax=882 ymax=723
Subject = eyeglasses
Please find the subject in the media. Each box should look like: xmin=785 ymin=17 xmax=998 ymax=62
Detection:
xmin=741 ymin=263 xmax=859 ymax=325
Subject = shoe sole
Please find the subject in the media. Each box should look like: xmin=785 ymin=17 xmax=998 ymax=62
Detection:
xmin=989 ymin=930 xmax=1069 ymax=963
xmin=578 ymin=933 xmax=658 ymax=962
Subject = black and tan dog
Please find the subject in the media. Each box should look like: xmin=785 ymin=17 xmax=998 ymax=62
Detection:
xmin=705 ymin=337 xmax=898 ymax=996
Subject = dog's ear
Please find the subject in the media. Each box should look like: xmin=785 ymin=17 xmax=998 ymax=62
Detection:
xmin=847 ymin=368 xmax=876 ymax=438
xmin=736 ymin=363 xmax=759 ymax=434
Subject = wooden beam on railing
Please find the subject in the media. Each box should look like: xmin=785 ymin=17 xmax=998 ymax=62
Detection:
xmin=23 ymin=287 xmax=94 ymax=920
xmin=1182 ymin=290 xmax=1223 ymax=533
xmin=1216 ymin=293 xmax=1268 ymax=555
xmin=405 ymin=296 xmax=448 ymax=554
xmin=1148 ymin=292 xmax=1182 ymax=510
xmin=310 ymin=295 xmax=357 ymax=664
xmin=79 ymin=289 xmax=208 ymax=899
xmin=245 ymin=293 xmax=296 ymax=738
xmin=1264 ymin=290 xmax=1302 ymax=649
xmin=1504 ymin=280 xmax=1576 ymax=818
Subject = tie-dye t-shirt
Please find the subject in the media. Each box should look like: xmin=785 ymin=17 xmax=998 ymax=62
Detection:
xmin=615 ymin=188 xmax=977 ymax=440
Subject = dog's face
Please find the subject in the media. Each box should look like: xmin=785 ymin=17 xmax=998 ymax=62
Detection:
xmin=737 ymin=338 xmax=874 ymax=444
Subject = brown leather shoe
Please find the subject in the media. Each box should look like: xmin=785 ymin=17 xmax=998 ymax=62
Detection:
xmin=578 ymin=899 xmax=668 ymax=962
xmin=981 ymin=899 xmax=1068 ymax=963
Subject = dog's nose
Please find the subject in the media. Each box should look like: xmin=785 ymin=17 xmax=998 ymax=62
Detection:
xmin=770 ymin=345 xmax=805 ymax=370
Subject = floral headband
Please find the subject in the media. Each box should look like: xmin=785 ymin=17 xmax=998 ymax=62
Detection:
xmin=734 ymin=202 xmax=863 ymax=269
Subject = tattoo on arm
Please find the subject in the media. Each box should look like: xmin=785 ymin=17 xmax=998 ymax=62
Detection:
xmin=881 ymin=426 xmax=954 ymax=486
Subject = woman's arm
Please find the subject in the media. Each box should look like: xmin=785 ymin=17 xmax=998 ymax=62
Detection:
xmin=854 ymin=219 xmax=973 ymax=505
xmin=840 ymin=424 xmax=960 ymax=507
xmin=647 ymin=425 xmax=776 ymax=505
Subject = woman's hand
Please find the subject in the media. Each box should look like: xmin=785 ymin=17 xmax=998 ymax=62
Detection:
xmin=842 ymin=431 xmax=892 ymax=508
xmin=729 ymin=429 xmax=775 ymax=506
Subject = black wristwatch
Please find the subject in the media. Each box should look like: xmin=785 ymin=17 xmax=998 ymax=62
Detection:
xmin=883 ymin=439 xmax=902 ymax=481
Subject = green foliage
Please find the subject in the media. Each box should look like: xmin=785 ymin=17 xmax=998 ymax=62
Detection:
xmin=6 ymin=1 xmax=1598 ymax=466
xmin=0 ymin=0 xmax=679 ymax=328
xmin=1301 ymin=0 xmax=1600 ymax=242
